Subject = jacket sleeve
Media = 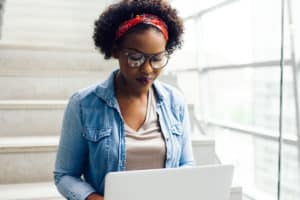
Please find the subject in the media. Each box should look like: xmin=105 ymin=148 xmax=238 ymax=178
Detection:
xmin=179 ymin=102 xmax=196 ymax=167
xmin=53 ymin=93 xmax=96 ymax=200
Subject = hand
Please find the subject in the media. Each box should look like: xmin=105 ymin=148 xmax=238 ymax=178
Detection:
xmin=86 ymin=193 xmax=104 ymax=200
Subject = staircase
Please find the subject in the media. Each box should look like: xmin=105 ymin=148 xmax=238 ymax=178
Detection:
xmin=0 ymin=0 xmax=242 ymax=199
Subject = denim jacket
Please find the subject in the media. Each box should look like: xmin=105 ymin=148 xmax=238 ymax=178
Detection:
xmin=54 ymin=70 xmax=195 ymax=200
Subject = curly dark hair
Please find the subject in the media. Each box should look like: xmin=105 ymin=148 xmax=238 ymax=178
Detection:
xmin=93 ymin=0 xmax=184 ymax=59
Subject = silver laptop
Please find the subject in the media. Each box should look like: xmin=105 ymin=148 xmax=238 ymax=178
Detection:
xmin=104 ymin=164 xmax=233 ymax=200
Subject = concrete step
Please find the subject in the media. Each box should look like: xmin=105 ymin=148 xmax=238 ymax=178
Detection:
xmin=0 ymin=73 xmax=110 ymax=100
xmin=0 ymin=43 xmax=116 ymax=71
xmin=0 ymin=44 xmax=114 ymax=100
xmin=0 ymin=100 xmax=200 ymax=137
xmin=0 ymin=136 xmax=218 ymax=184
xmin=0 ymin=182 xmax=63 ymax=200
xmin=1 ymin=0 xmax=109 ymax=48
xmin=0 ymin=136 xmax=58 ymax=184
xmin=229 ymin=186 xmax=243 ymax=200
xmin=191 ymin=135 xmax=220 ymax=165
xmin=0 ymin=100 xmax=66 ymax=137
xmin=0 ymin=135 xmax=242 ymax=199
xmin=0 ymin=181 xmax=241 ymax=200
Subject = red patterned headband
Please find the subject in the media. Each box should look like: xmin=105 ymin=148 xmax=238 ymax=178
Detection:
xmin=115 ymin=14 xmax=169 ymax=41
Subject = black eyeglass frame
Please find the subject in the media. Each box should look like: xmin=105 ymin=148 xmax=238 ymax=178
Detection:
xmin=121 ymin=48 xmax=169 ymax=69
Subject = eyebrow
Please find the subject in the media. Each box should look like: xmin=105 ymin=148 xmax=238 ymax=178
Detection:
xmin=124 ymin=48 xmax=166 ymax=55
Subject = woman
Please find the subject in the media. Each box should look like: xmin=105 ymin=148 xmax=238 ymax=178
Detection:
xmin=54 ymin=0 xmax=195 ymax=199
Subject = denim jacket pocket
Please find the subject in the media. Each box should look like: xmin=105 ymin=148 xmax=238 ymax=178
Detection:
xmin=83 ymin=127 xmax=112 ymax=142
xmin=83 ymin=127 xmax=112 ymax=169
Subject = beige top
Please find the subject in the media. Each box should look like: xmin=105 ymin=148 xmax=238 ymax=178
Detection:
xmin=125 ymin=88 xmax=166 ymax=170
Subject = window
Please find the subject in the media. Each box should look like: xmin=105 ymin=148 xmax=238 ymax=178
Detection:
xmin=170 ymin=0 xmax=300 ymax=199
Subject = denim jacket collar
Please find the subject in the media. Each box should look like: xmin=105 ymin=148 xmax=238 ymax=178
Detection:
xmin=94 ymin=69 xmax=166 ymax=108
xmin=94 ymin=70 xmax=118 ymax=108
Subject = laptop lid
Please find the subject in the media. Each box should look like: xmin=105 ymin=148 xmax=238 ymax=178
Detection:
xmin=104 ymin=164 xmax=234 ymax=200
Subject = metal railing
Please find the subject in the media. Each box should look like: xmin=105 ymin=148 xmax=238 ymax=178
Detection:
xmin=0 ymin=0 xmax=5 ymax=39
xmin=171 ymin=60 xmax=299 ymax=147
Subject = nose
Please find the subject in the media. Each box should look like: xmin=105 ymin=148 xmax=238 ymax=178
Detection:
xmin=139 ymin=58 xmax=153 ymax=74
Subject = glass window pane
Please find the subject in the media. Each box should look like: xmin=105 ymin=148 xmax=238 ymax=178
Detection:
xmin=282 ymin=0 xmax=300 ymax=199
xmin=171 ymin=0 xmax=227 ymax=18
xmin=197 ymin=0 xmax=283 ymax=67
xmin=172 ymin=0 xmax=300 ymax=199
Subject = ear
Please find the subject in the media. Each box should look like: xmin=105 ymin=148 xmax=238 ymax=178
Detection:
xmin=111 ymin=44 xmax=120 ymax=59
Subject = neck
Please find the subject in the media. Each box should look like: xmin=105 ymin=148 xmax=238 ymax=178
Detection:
xmin=115 ymin=72 xmax=149 ymax=99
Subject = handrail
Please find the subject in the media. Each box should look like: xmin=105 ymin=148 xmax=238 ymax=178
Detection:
xmin=166 ymin=59 xmax=293 ymax=74
xmin=199 ymin=119 xmax=298 ymax=146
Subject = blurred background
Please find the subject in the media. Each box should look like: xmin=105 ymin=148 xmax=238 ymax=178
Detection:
xmin=0 ymin=0 xmax=299 ymax=199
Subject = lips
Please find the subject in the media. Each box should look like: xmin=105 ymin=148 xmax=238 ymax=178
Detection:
xmin=136 ymin=77 xmax=153 ymax=85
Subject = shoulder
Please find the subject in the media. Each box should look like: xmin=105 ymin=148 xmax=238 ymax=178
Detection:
xmin=67 ymin=81 xmax=108 ymax=111
xmin=70 ymin=70 xmax=116 ymax=104
xmin=154 ymin=80 xmax=189 ymax=124
xmin=69 ymin=83 xmax=99 ymax=103
xmin=154 ymin=80 xmax=186 ymax=107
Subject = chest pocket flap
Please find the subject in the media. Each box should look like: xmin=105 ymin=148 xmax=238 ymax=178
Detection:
xmin=83 ymin=127 xmax=112 ymax=142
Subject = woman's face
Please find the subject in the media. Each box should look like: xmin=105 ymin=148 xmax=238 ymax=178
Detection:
xmin=114 ymin=28 xmax=167 ymax=93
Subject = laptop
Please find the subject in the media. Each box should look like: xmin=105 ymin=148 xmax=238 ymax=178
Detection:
xmin=104 ymin=164 xmax=234 ymax=200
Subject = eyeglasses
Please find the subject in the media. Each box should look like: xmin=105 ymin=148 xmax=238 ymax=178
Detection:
xmin=121 ymin=49 xmax=169 ymax=69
